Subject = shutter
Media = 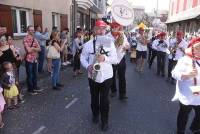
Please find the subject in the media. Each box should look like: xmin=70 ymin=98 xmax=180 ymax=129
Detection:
xmin=183 ymin=0 xmax=187 ymax=10
xmin=192 ymin=0 xmax=198 ymax=7
xmin=0 ymin=4 xmax=13 ymax=36
xmin=60 ymin=14 xmax=68 ymax=31
xmin=33 ymin=10 xmax=42 ymax=30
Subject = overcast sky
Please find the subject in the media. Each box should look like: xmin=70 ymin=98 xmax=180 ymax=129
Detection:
xmin=107 ymin=0 xmax=170 ymax=12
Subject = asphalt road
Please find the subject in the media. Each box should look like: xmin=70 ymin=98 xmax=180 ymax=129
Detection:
xmin=0 ymin=59 xmax=193 ymax=134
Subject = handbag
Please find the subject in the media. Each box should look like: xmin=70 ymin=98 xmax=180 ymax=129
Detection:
xmin=46 ymin=45 xmax=60 ymax=59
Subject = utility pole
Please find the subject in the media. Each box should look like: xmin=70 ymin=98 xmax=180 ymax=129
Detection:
xmin=156 ymin=0 xmax=158 ymax=18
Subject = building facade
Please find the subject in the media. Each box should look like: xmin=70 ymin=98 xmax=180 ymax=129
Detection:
xmin=0 ymin=0 xmax=71 ymax=37
xmin=166 ymin=0 xmax=200 ymax=35
xmin=72 ymin=0 xmax=107 ymax=34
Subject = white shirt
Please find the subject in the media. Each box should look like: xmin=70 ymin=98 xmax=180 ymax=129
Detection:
xmin=168 ymin=38 xmax=188 ymax=60
xmin=152 ymin=39 xmax=169 ymax=53
xmin=72 ymin=38 xmax=83 ymax=56
xmin=107 ymin=32 xmax=130 ymax=63
xmin=172 ymin=56 xmax=200 ymax=105
xmin=136 ymin=34 xmax=147 ymax=51
xmin=80 ymin=35 xmax=118 ymax=83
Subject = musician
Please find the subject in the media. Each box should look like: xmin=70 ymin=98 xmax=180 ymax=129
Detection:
xmin=168 ymin=31 xmax=188 ymax=83
xmin=107 ymin=22 xmax=130 ymax=100
xmin=152 ymin=32 xmax=169 ymax=77
xmin=172 ymin=37 xmax=200 ymax=134
xmin=149 ymin=33 xmax=160 ymax=69
xmin=135 ymin=27 xmax=148 ymax=72
xmin=80 ymin=20 xmax=117 ymax=131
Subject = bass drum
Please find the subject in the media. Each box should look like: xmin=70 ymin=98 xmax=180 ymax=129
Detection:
xmin=111 ymin=0 xmax=134 ymax=26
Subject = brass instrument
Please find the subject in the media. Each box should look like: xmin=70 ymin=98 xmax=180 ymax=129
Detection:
xmin=92 ymin=45 xmax=102 ymax=81
xmin=170 ymin=41 xmax=180 ymax=58
xmin=115 ymin=32 xmax=124 ymax=47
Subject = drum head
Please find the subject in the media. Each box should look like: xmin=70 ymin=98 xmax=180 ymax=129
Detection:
xmin=111 ymin=0 xmax=134 ymax=26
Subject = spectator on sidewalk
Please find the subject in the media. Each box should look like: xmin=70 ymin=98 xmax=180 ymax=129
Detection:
xmin=0 ymin=35 xmax=16 ymax=74
xmin=72 ymin=30 xmax=83 ymax=77
xmin=6 ymin=35 xmax=24 ymax=102
xmin=0 ymin=26 xmax=6 ymax=36
xmin=35 ymin=26 xmax=49 ymax=73
xmin=1 ymin=62 xmax=19 ymax=110
xmin=23 ymin=25 xmax=43 ymax=95
xmin=47 ymin=31 xmax=64 ymax=90
xmin=0 ymin=85 xmax=5 ymax=128
xmin=60 ymin=28 xmax=71 ymax=66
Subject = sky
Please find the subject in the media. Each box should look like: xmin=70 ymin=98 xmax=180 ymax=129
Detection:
xmin=107 ymin=0 xmax=170 ymax=13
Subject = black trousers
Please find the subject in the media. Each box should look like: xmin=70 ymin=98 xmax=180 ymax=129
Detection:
xmin=149 ymin=49 xmax=157 ymax=67
xmin=111 ymin=57 xmax=126 ymax=95
xmin=177 ymin=103 xmax=200 ymax=133
xmin=148 ymin=47 xmax=153 ymax=62
xmin=157 ymin=51 xmax=166 ymax=76
xmin=168 ymin=59 xmax=178 ymax=79
xmin=88 ymin=78 xmax=112 ymax=124
xmin=73 ymin=53 xmax=80 ymax=71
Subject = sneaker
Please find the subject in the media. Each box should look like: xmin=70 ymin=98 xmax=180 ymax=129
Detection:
xmin=0 ymin=122 xmax=4 ymax=128
xmin=92 ymin=116 xmax=99 ymax=124
xmin=56 ymin=83 xmax=64 ymax=87
xmin=110 ymin=92 xmax=117 ymax=97
xmin=62 ymin=62 xmax=67 ymax=66
xmin=166 ymin=77 xmax=170 ymax=82
xmin=28 ymin=91 xmax=38 ymax=96
xmin=13 ymin=104 xmax=20 ymax=109
xmin=78 ymin=71 xmax=83 ymax=74
xmin=119 ymin=95 xmax=128 ymax=100
xmin=52 ymin=86 xmax=61 ymax=90
xmin=34 ymin=87 xmax=44 ymax=93
xmin=66 ymin=61 xmax=71 ymax=65
xmin=101 ymin=123 xmax=109 ymax=131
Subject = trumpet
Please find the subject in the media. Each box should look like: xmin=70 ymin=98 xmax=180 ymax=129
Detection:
xmin=92 ymin=45 xmax=102 ymax=80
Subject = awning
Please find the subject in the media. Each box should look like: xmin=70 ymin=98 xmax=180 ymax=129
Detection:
xmin=76 ymin=0 xmax=102 ymax=14
xmin=166 ymin=6 xmax=200 ymax=24
xmin=76 ymin=0 xmax=93 ymax=9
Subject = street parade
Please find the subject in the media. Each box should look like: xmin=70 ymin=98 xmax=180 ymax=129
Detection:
xmin=0 ymin=0 xmax=200 ymax=134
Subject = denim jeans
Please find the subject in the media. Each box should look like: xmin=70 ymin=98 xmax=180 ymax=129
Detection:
xmin=38 ymin=45 xmax=45 ymax=72
xmin=51 ymin=59 xmax=61 ymax=87
xmin=25 ymin=61 xmax=38 ymax=92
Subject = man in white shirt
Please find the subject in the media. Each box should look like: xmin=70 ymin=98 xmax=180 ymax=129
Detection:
xmin=152 ymin=32 xmax=169 ymax=77
xmin=136 ymin=27 xmax=148 ymax=72
xmin=168 ymin=31 xmax=188 ymax=83
xmin=80 ymin=20 xmax=117 ymax=131
xmin=107 ymin=22 xmax=130 ymax=100
xmin=172 ymin=37 xmax=200 ymax=134
xmin=148 ymin=33 xmax=159 ymax=69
